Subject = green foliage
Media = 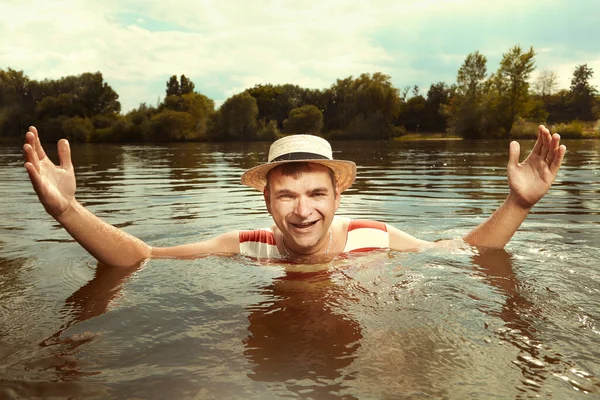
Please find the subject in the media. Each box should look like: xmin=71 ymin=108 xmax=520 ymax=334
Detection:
xmin=165 ymin=74 xmax=195 ymax=98
xmin=0 ymin=68 xmax=34 ymax=137
xmin=447 ymin=51 xmax=488 ymax=138
xmin=256 ymin=118 xmax=280 ymax=141
xmin=38 ymin=72 xmax=121 ymax=117
xmin=423 ymin=82 xmax=455 ymax=132
xmin=523 ymin=95 xmax=549 ymax=122
xmin=449 ymin=46 xmax=540 ymax=139
xmin=62 ymin=116 xmax=94 ymax=142
xmin=180 ymin=75 xmax=195 ymax=95
xmin=166 ymin=75 xmax=180 ymax=97
xmin=326 ymin=72 xmax=400 ymax=139
xmin=35 ymin=116 xmax=69 ymax=142
xmin=568 ymin=64 xmax=598 ymax=121
xmin=245 ymin=83 xmax=325 ymax=130
xmin=489 ymin=46 xmax=536 ymax=136
xmin=150 ymin=110 xmax=196 ymax=141
xmin=217 ymin=92 xmax=259 ymax=141
xmin=151 ymin=77 xmax=214 ymax=141
xmin=457 ymin=51 xmax=488 ymax=97
xmin=96 ymin=103 xmax=156 ymax=142
xmin=283 ymin=105 xmax=323 ymax=134
xmin=509 ymin=119 xmax=540 ymax=139
xmin=1 ymin=52 xmax=598 ymax=143
xmin=544 ymin=89 xmax=571 ymax=123
xmin=397 ymin=94 xmax=426 ymax=132
xmin=0 ymin=69 xmax=120 ymax=142
xmin=393 ymin=82 xmax=456 ymax=136
xmin=553 ymin=120 xmax=585 ymax=138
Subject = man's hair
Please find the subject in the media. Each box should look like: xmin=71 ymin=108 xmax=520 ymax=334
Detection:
xmin=265 ymin=162 xmax=337 ymax=192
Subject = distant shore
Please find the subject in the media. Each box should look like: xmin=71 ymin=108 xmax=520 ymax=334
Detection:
xmin=395 ymin=133 xmax=462 ymax=141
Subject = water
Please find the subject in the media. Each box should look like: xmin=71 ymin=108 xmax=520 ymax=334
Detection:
xmin=1 ymin=139 xmax=599 ymax=399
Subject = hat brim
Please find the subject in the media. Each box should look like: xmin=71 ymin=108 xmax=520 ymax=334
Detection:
xmin=241 ymin=159 xmax=357 ymax=192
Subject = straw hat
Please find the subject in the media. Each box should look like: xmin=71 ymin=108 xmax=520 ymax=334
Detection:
xmin=241 ymin=134 xmax=356 ymax=192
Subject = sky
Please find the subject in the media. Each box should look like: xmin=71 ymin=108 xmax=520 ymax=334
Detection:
xmin=1 ymin=0 xmax=599 ymax=112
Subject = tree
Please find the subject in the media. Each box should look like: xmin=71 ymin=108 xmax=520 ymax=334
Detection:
xmin=126 ymin=103 xmax=154 ymax=142
xmin=217 ymin=92 xmax=259 ymax=141
xmin=15 ymin=71 xmax=121 ymax=142
xmin=457 ymin=51 xmax=487 ymax=98
xmin=491 ymin=46 xmax=536 ymax=136
xmin=36 ymin=72 xmax=121 ymax=118
xmin=245 ymin=84 xmax=286 ymax=126
xmin=78 ymin=72 xmax=121 ymax=116
xmin=397 ymin=93 xmax=426 ymax=132
xmin=327 ymin=72 xmax=400 ymax=138
xmin=283 ymin=105 xmax=323 ymax=134
xmin=0 ymin=68 xmax=34 ymax=138
xmin=532 ymin=70 xmax=558 ymax=99
xmin=447 ymin=51 xmax=488 ymax=138
xmin=180 ymin=74 xmax=195 ymax=95
xmin=400 ymin=86 xmax=410 ymax=101
xmin=181 ymin=92 xmax=215 ymax=140
xmin=245 ymin=84 xmax=314 ymax=129
xmin=568 ymin=64 xmax=598 ymax=120
xmin=150 ymin=110 xmax=195 ymax=142
xmin=166 ymin=75 xmax=180 ymax=97
xmin=424 ymin=82 xmax=455 ymax=132
xmin=62 ymin=116 xmax=94 ymax=142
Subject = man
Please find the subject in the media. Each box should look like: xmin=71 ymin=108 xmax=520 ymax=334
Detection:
xmin=23 ymin=125 xmax=566 ymax=267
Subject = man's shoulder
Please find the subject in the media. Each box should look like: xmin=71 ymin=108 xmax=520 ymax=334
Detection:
xmin=347 ymin=219 xmax=387 ymax=232
xmin=334 ymin=216 xmax=387 ymax=233
xmin=341 ymin=217 xmax=389 ymax=252
xmin=239 ymin=227 xmax=275 ymax=244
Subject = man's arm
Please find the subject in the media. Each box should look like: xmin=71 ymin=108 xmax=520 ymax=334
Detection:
xmin=23 ymin=126 xmax=239 ymax=267
xmin=462 ymin=125 xmax=565 ymax=248
xmin=387 ymin=125 xmax=566 ymax=251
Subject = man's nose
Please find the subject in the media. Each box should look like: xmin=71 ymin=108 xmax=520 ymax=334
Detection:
xmin=294 ymin=196 xmax=312 ymax=218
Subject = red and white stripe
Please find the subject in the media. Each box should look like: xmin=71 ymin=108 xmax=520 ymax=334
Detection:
xmin=343 ymin=219 xmax=389 ymax=252
xmin=239 ymin=228 xmax=283 ymax=259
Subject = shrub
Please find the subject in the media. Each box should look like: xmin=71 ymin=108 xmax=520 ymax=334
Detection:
xmin=256 ymin=119 xmax=280 ymax=141
xmin=552 ymin=121 xmax=584 ymax=138
xmin=393 ymin=125 xmax=407 ymax=137
xmin=62 ymin=117 xmax=94 ymax=142
xmin=509 ymin=119 xmax=540 ymax=139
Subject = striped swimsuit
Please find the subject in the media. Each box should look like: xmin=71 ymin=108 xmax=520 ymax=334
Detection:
xmin=239 ymin=217 xmax=389 ymax=259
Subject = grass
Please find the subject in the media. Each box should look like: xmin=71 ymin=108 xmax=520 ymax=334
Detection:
xmin=510 ymin=119 xmax=600 ymax=139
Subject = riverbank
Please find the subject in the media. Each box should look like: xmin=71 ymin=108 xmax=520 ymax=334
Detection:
xmin=395 ymin=132 xmax=462 ymax=141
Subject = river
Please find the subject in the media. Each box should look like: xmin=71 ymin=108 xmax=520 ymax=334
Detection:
xmin=1 ymin=138 xmax=598 ymax=399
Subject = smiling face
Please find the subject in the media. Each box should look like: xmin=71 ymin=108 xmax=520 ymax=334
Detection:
xmin=264 ymin=163 xmax=341 ymax=255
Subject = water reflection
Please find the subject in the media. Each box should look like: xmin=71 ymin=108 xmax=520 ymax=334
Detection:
xmin=244 ymin=269 xmax=361 ymax=399
xmin=71 ymin=144 xmax=126 ymax=199
xmin=471 ymin=250 xmax=598 ymax=395
xmin=42 ymin=263 xmax=139 ymax=345
xmin=0 ymin=255 xmax=112 ymax=398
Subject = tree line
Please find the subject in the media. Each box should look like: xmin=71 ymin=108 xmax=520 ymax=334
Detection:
xmin=1 ymin=45 xmax=598 ymax=143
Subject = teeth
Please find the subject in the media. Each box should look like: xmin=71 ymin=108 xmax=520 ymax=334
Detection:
xmin=296 ymin=221 xmax=315 ymax=227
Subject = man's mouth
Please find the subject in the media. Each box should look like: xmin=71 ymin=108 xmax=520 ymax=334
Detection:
xmin=290 ymin=220 xmax=319 ymax=229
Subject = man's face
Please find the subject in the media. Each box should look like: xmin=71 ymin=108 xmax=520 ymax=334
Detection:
xmin=264 ymin=164 xmax=341 ymax=255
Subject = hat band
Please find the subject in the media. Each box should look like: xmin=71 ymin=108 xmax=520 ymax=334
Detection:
xmin=270 ymin=152 xmax=331 ymax=163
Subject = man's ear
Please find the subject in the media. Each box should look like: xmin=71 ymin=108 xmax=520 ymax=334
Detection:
xmin=334 ymin=187 xmax=341 ymax=210
xmin=263 ymin=187 xmax=271 ymax=214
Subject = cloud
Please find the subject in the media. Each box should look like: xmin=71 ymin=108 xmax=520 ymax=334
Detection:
xmin=1 ymin=0 xmax=598 ymax=112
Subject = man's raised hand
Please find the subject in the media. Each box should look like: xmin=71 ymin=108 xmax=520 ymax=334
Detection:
xmin=23 ymin=126 xmax=76 ymax=218
xmin=507 ymin=125 xmax=566 ymax=209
